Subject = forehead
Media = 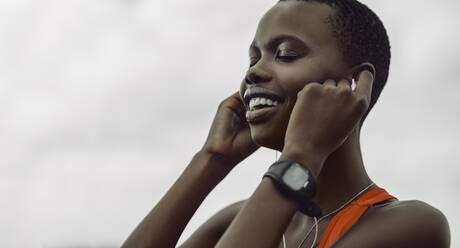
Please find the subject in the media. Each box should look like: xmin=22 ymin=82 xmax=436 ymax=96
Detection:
xmin=253 ymin=1 xmax=337 ymax=49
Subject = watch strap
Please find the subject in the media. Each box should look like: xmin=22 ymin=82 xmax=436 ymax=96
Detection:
xmin=263 ymin=159 xmax=322 ymax=217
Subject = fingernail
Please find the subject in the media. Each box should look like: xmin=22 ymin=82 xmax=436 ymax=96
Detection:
xmin=366 ymin=70 xmax=374 ymax=82
xmin=359 ymin=70 xmax=373 ymax=82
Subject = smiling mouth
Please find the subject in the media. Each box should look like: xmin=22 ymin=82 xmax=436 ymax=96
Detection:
xmin=243 ymin=87 xmax=285 ymax=107
xmin=243 ymin=88 xmax=285 ymax=123
xmin=249 ymin=96 xmax=280 ymax=111
xmin=246 ymin=105 xmax=280 ymax=123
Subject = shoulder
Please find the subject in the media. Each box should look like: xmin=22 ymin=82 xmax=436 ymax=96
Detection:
xmin=372 ymin=200 xmax=450 ymax=236
xmin=334 ymin=200 xmax=450 ymax=248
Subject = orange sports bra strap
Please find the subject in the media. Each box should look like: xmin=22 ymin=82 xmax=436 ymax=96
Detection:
xmin=317 ymin=187 xmax=397 ymax=248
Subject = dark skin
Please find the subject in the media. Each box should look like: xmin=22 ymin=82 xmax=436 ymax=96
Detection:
xmin=122 ymin=1 xmax=450 ymax=248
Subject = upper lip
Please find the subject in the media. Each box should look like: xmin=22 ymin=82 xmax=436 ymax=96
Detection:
xmin=243 ymin=87 xmax=284 ymax=106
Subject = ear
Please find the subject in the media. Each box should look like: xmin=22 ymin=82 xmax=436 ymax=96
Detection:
xmin=347 ymin=62 xmax=376 ymax=82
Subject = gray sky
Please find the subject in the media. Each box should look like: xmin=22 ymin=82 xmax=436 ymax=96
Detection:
xmin=1 ymin=0 xmax=459 ymax=247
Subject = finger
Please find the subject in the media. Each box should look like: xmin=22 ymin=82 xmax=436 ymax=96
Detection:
xmin=323 ymin=79 xmax=336 ymax=87
xmin=354 ymin=70 xmax=374 ymax=100
xmin=232 ymin=91 xmax=243 ymax=102
xmin=229 ymin=91 xmax=247 ymax=108
xmin=337 ymin=79 xmax=352 ymax=90
xmin=227 ymin=91 xmax=246 ymax=113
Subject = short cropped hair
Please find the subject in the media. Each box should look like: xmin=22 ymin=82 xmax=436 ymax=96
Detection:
xmin=280 ymin=0 xmax=391 ymax=123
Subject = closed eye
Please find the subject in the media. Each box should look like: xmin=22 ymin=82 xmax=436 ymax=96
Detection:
xmin=276 ymin=49 xmax=299 ymax=62
xmin=249 ymin=56 xmax=259 ymax=67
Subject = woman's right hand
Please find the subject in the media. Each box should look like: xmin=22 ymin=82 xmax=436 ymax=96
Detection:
xmin=201 ymin=91 xmax=259 ymax=169
xmin=123 ymin=92 xmax=257 ymax=248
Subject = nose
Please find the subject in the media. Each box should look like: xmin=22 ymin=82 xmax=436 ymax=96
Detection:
xmin=245 ymin=62 xmax=272 ymax=85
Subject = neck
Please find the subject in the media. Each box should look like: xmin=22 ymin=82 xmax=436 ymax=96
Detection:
xmin=312 ymin=126 xmax=374 ymax=215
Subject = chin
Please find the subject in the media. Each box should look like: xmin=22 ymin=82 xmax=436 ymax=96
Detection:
xmin=250 ymin=125 xmax=285 ymax=151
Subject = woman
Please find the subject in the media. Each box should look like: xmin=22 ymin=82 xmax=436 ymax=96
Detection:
xmin=123 ymin=0 xmax=450 ymax=247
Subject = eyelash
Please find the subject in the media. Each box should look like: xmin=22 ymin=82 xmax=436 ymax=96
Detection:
xmin=249 ymin=50 xmax=298 ymax=67
xmin=249 ymin=57 xmax=258 ymax=67
xmin=277 ymin=50 xmax=298 ymax=61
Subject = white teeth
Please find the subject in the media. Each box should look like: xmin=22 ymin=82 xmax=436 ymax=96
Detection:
xmin=249 ymin=97 xmax=280 ymax=110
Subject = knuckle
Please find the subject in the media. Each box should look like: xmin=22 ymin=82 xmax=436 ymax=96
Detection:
xmin=308 ymin=82 xmax=322 ymax=90
xmin=297 ymin=88 xmax=306 ymax=97
xmin=218 ymin=99 xmax=227 ymax=109
xmin=299 ymin=83 xmax=320 ymax=95
xmin=324 ymin=86 xmax=336 ymax=95
xmin=338 ymin=87 xmax=352 ymax=96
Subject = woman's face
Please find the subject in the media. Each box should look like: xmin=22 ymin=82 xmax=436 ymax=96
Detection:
xmin=239 ymin=1 xmax=350 ymax=151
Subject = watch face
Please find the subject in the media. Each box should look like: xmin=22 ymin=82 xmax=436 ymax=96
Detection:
xmin=282 ymin=163 xmax=310 ymax=191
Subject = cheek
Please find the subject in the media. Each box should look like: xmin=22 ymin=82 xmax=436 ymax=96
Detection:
xmin=277 ymin=62 xmax=325 ymax=100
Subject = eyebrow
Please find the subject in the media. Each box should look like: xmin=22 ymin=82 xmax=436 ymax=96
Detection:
xmin=249 ymin=34 xmax=307 ymax=51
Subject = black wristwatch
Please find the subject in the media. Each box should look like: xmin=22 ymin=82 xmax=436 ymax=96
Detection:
xmin=263 ymin=159 xmax=322 ymax=217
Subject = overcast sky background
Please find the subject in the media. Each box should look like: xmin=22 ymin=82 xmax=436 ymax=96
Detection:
xmin=1 ymin=0 xmax=459 ymax=247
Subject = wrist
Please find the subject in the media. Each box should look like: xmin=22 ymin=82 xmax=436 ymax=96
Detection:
xmin=279 ymin=148 xmax=327 ymax=177
xmin=192 ymin=150 xmax=234 ymax=182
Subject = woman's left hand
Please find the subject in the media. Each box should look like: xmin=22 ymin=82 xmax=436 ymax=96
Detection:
xmin=280 ymin=70 xmax=374 ymax=176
